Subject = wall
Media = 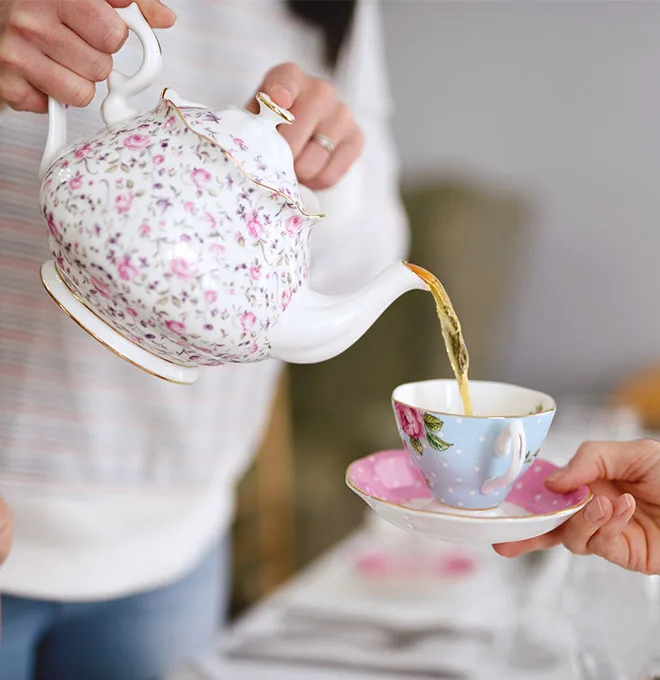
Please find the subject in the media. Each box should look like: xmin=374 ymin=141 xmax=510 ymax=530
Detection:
xmin=382 ymin=0 xmax=660 ymax=395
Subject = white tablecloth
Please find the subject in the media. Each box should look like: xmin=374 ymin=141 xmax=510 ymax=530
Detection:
xmin=169 ymin=529 xmax=577 ymax=680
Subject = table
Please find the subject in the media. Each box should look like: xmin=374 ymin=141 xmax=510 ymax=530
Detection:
xmin=168 ymin=527 xmax=577 ymax=680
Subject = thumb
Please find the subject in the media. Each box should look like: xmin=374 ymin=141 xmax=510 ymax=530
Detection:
xmin=546 ymin=439 xmax=657 ymax=492
xmin=108 ymin=0 xmax=177 ymax=29
xmin=246 ymin=63 xmax=306 ymax=114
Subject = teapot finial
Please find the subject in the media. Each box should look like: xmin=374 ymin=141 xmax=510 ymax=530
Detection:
xmin=255 ymin=92 xmax=294 ymax=127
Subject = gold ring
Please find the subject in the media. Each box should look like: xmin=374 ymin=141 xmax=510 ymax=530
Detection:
xmin=312 ymin=132 xmax=337 ymax=154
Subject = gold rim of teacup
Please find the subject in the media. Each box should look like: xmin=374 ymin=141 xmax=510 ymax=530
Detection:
xmin=391 ymin=379 xmax=557 ymax=420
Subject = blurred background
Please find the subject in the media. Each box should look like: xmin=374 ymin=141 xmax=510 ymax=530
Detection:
xmin=231 ymin=0 xmax=660 ymax=618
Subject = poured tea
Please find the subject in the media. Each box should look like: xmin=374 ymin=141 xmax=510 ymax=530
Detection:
xmin=405 ymin=263 xmax=473 ymax=416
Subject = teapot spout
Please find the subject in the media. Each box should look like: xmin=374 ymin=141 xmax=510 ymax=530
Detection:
xmin=269 ymin=260 xmax=429 ymax=364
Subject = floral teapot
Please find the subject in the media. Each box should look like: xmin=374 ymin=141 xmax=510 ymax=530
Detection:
xmin=38 ymin=3 xmax=427 ymax=384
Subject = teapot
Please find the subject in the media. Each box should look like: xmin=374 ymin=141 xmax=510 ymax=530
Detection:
xmin=38 ymin=3 xmax=428 ymax=384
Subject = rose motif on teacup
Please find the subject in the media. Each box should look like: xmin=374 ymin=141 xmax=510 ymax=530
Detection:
xmin=394 ymin=403 xmax=424 ymax=439
xmin=394 ymin=403 xmax=453 ymax=455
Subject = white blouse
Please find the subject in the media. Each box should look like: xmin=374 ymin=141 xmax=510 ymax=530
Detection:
xmin=0 ymin=0 xmax=408 ymax=599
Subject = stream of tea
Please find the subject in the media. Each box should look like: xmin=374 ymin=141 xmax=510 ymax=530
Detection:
xmin=405 ymin=262 xmax=473 ymax=416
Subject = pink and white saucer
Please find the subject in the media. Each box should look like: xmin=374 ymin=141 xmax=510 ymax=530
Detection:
xmin=346 ymin=450 xmax=591 ymax=544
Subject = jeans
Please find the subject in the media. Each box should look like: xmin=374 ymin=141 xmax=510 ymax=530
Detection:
xmin=0 ymin=541 xmax=229 ymax=680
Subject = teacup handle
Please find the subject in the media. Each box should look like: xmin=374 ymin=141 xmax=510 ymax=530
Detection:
xmin=480 ymin=419 xmax=526 ymax=496
xmin=39 ymin=2 xmax=162 ymax=179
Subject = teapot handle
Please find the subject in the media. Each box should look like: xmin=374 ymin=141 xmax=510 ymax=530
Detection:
xmin=39 ymin=2 xmax=162 ymax=179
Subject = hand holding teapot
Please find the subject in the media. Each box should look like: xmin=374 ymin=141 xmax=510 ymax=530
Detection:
xmin=246 ymin=63 xmax=364 ymax=192
xmin=0 ymin=0 xmax=176 ymax=113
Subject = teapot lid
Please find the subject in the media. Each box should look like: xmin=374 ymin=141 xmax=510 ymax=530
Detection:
xmin=164 ymin=90 xmax=323 ymax=218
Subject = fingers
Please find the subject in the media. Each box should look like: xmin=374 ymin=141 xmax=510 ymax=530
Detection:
xmin=561 ymin=495 xmax=615 ymax=553
xmin=558 ymin=493 xmax=636 ymax=568
xmin=29 ymin=23 xmax=113 ymax=83
xmin=586 ymin=493 xmax=636 ymax=564
xmin=495 ymin=493 xmax=637 ymax=568
xmin=0 ymin=0 xmax=176 ymax=113
xmin=249 ymin=64 xmax=332 ymax=155
xmin=281 ymin=77 xmax=335 ymax=156
xmin=59 ymin=0 xmax=129 ymax=54
xmin=596 ymin=494 xmax=636 ymax=540
xmin=0 ymin=31 xmax=94 ymax=109
xmin=493 ymin=530 xmax=563 ymax=558
xmin=546 ymin=439 xmax=660 ymax=493
xmin=107 ymin=0 xmax=177 ymax=30
xmin=295 ymin=101 xmax=364 ymax=188
xmin=305 ymin=129 xmax=364 ymax=191
xmin=0 ymin=63 xmax=47 ymax=111
xmin=247 ymin=63 xmax=364 ymax=190
xmin=493 ymin=495 xmax=614 ymax=558
xmin=249 ymin=62 xmax=307 ymax=113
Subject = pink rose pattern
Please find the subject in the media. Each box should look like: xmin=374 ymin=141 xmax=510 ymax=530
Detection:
xmin=285 ymin=214 xmax=304 ymax=236
xmin=240 ymin=311 xmax=256 ymax=331
xmin=394 ymin=403 xmax=453 ymax=455
xmin=115 ymin=192 xmax=134 ymax=214
xmin=45 ymin=213 xmax=59 ymax=238
xmin=395 ymin=404 xmax=425 ymax=439
xmin=40 ymin=97 xmax=319 ymax=366
xmin=170 ymin=257 xmax=197 ymax=280
xmin=166 ymin=320 xmax=185 ymax=335
xmin=190 ymin=168 xmax=212 ymax=189
xmin=91 ymin=277 xmax=111 ymax=299
xmin=74 ymin=145 xmax=93 ymax=159
xmin=245 ymin=213 xmax=263 ymax=239
xmin=123 ymin=133 xmax=151 ymax=150
xmin=117 ymin=255 xmax=139 ymax=281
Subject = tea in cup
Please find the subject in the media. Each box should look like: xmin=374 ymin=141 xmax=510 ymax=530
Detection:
xmin=392 ymin=379 xmax=556 ymax=510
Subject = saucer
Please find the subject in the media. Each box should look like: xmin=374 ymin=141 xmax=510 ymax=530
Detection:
xmin=346 ymin=450 xmax=591 ymax=544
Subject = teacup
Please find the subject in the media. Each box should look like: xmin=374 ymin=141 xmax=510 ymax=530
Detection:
xmin=392 ymin=380 xmax=556 ymax=510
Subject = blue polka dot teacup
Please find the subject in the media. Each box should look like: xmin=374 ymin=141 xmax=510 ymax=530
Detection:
xmin=392 ymin=380 xmax=556 ymax=510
